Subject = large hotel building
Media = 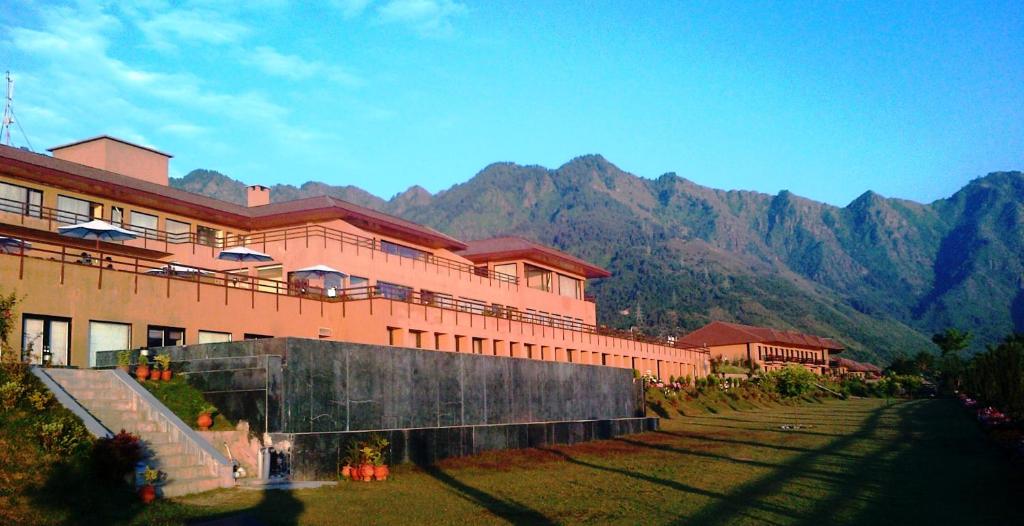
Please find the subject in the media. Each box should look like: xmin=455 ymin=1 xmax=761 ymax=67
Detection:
xmin=0 ymin=136 xmax=710 ymax=380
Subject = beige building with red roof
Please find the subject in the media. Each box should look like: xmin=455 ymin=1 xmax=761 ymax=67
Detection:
xmin=678 ymin=321 xmax=844 ymax=375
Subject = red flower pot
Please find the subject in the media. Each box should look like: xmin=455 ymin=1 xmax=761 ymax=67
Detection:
xmin=197 ymin=412 xmax=213 ymax=431
xmin=138 ymin=484 xmax=156 ymax=504
xmin=340 ymin=465 xmax=352 ymax=480
xmin=359 ymin=464 xmax=374 ymax=482
xmin=149 ymin=368 xmax=161 ymax=381
xmin=373 ymin=465 xmax=389 ymax=481
xmin=135 ymin=365 xmax=149 ymax=382
xmin=161 ymin=370 xmax=172 ymax=381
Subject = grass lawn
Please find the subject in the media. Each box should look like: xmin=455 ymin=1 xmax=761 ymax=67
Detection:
xmin=14 ymin=398 xmax=1024 ymax=525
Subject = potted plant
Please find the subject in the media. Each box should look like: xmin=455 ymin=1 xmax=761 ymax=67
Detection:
xmin=116 ymin=350 xmax=131 ymax=373
xmin=138 ymin=465 xmax=160 ymax=504
xmin=134 ymin=355 xmax=149 ymax=382
xmin=340 ymin=441 xmax=361 ymax=480
xmin=197 ymin=404 xmax=215 ymax=431
xmin=358 ymin=444 xmax=377 ymax=482
xmin=149 ymin=360 xmax=162 ymax=381
xmin=154 ymin=355 xmax=172 ymax=381
xmin=371 ymin=435 xmax=390 ymax=481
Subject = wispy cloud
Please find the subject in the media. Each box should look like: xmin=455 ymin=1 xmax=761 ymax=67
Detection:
xmin=377 ymin=0 xmax=467 ymax=37
xmin=136 ymin=8 xmax=252 ymax=51
xmin=245 ymin=46 xmax=364 ymax=87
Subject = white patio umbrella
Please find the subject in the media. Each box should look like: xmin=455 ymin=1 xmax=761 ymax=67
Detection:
xmin=58 ymin=219 xmax=137 ymax=248
xmin=217 ymin=246 xmax=274 ymax=263
xmin=290 ymin=264 xmax=348 ymax=280
xmin=0 ymin=236 xmax=31 ymax=254
xmin=145 ymin=262 xmax=214 ymax=277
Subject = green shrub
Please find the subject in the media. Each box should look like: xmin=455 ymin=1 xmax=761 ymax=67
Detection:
xmin=28 ymin=389 xmax=53 ymax=411
xmin=37 ymin=416 xmax=89 ymax=456
xmin=0 ymin=379 xmax=26 ymax=410
xmin=763 ymin=365 xmax=816 ymax=397
xmin=92 ymin=430 xmax=143 ymax=485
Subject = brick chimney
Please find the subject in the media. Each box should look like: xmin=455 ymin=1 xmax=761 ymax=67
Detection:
xmin=49 ymin=135 xmax=171 ymax=186
xmin=247 ymin=185 xmax=270 ymax=207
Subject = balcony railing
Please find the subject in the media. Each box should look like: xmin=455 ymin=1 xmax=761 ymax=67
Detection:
xmin=1 ymin=237 xmax=698 ymax=354
xmin=762 ymin=354 xmax=827 ymax=366
xmin=0 ymin=196 xmax=518 ymax=285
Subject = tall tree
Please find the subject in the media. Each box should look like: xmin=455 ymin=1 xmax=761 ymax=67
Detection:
xmin=932 ymin=328 xmax=972 ymax=355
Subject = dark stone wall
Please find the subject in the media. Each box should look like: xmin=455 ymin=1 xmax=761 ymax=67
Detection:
xmin=99 ymin=338 xmax=643 ymax=435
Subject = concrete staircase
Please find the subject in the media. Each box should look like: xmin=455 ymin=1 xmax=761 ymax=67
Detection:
xmin=38 ymin=368 xmax=235 ymax=497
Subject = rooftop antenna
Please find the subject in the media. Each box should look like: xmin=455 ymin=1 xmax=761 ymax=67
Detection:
xmin=1 ymin=71 xmax=33 ymax=151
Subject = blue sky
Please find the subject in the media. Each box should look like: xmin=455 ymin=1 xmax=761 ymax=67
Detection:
xmin=2 ymin=1 xmax=1022 ymax=206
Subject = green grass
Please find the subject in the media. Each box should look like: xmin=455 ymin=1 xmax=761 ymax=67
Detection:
xmin=9 ymin=396 xmax=1023 ymax=525
xmin=141 ymin=375 xmax=234 ymax=431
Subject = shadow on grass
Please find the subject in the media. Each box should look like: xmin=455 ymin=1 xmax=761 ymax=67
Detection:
xmin=672 ymin=401 xmax=891 ymax=526
xmin=417 ymin=464 xmax=557 ymax=525
xmin=187 ymin=489 xmax=304 ymax=526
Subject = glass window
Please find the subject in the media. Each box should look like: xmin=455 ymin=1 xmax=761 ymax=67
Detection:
xmin=89 ymin=321 xmax=131 ymax=367
xmin=256 ymin=265 xmax=283 ymax=293
xmin=525 ymin=264 xmax=552 ymax=292
xmin=57 ymin=195 xmax=98 ymax=224
xmin=197 ymin=225 xmax=220 ymax=247
xmin=198 ymin=330 xmax=232 ymax=344
xmin=147 ymin=325 xmax=185 ymax=348
xmin=421 ymin=290 xmax=453 ymax=308
xmin=0 ymin=181 xmax=42 ymax=217
xmin=380 ymin=240 xmax=428 ymax=260
xmin=493 ymin=263 xmax=517 ymax=280
xmin=130 ymin=211 xmax=159 ymax=239
xmin=558 ymin=274 xmax=582 ymax=299
xmin=378 ymin=281 xmax=412 ymax=301
xmin=166 ymin=219 xmax=191 ymax=243
xmin=244 ymin=333 xmax=272 ymax=340
xmin=111 ymin=206 xmax=124 ymax=225
xmin=456 ymin=298 xmax=486 ymax=313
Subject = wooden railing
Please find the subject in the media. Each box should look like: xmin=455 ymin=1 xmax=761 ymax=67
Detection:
xmin=763 ymin=354 xmax=827 ymax=366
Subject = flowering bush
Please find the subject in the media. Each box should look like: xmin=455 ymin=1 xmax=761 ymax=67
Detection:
xmin=36 ymin=416 xmax=89 ymax=456
xmin=0 ymin=290 xmax=22 ymax=362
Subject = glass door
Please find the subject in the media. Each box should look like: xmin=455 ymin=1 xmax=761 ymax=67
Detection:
xmin=22 ymin=315 xmax=71 ymax=365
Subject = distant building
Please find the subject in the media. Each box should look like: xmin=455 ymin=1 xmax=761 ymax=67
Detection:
xmin=678 ymin=321 xmax=843 ymax=375
xmin=0 ymin=136 xmax=709 ymax=380
xmin=830 ymin=357 xmax=882 ymax=379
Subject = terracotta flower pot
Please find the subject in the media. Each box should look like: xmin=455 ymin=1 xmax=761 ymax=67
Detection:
xmin=138 ymin=484 xmax=156 ymax=504
xmin=359 ymin=464 xmax=374 ymax=482
xmin=161 ymin=370 xmax=172 ymax=381
xmin=373 ymin=464 xmax=389 ymax=481
xmin=149 ymin=368 xmax=161 ymax=381
xmin=340 ymin=465 xmax=352 ymax=480
xmin=197 ymin=412 xmax=213 ymax=431
xmin=135 ymin=365 xmax=149 ymax=382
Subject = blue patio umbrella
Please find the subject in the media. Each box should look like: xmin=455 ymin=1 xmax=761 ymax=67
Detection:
xmin=0 ymin=236 xmax=30 ymax=254
xmin=217 ymin=246 xmax=274 ymax=263
xmin=58 ymin=219 xmax=137 ymax=248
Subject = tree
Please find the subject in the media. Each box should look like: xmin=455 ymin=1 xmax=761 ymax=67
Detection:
xmin=932 ymin=328 xmax=972 ymax=355
xmin=0 ymin=290 xmax=23 ymax=362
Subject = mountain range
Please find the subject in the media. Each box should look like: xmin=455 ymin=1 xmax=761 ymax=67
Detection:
xmin=171 ymin=159 xmax=1024 ymax=364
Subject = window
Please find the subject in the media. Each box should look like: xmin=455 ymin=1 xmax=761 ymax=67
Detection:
xmin=130 ymin=211 xmax=158 ymax=239
xmin=111 ymin=206 xmax=124 ymax=225
xmin=57 ymin=195 xmax=101 ymax=224
xmin=493 ymin=263 xmax=517 ymax=279
xmin=166 ymin=219 xmax=191 ymax=243
xmin=244 ymin=333 xmax=272 ymax=340
xmin=198 ymin=330 xmax=232 ymax=344
xmin=420 ymin=290 xmax=452 ymax=308
xmin=197 ymin=225 xmax=220 ymax=247
xmin=147 ymin=325 xmax=185 ymax=348
xmin=378 ymin=281 xmax=412 ymax=301
xmin=525 ymin=264 xmax=552 ymax=292
xmin=227 ymin=268 xmax=250 ymax=288
xmin=0 ymin=181 xmax=42 ymax=217
xmin=558 ymin=274 xmax=582 ymax=299
xmin=22 ymin=315 xmax=70 ymax=366
xmin=380 ymin=240 xmax=428 ymax=261
xmin=256 ymin=264 xmax=283 ymax=293
xmin=88 ymin=321 xmax=131 ymax=367
xmin=456 ymin=298 xmax=486 ymax=314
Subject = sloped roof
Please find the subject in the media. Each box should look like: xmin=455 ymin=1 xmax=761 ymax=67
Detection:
xmin=677 ymin=321 xmax=845 ymax=352
xmin=831 ymin=357 xmax=881 ymax=373
xmin=0 ymin=144 xmax=464 ymax=249
xmin=458 ymin=236 xmax=611 ymax=279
